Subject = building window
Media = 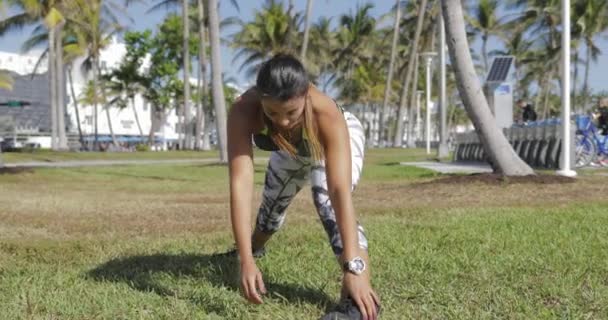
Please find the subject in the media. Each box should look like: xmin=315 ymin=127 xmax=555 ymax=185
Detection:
xmin=84 ymin=116 xmax=92 ymax=125
xmin=121 ymin=120 xmax=134 ymax=129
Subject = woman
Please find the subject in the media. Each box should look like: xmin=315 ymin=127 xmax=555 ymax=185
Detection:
xmin=227 ymin=53 xmax=380 ymax=319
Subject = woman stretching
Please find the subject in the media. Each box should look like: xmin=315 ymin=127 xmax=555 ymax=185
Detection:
xmin=227 ymin=53 xmax=380 ymax=320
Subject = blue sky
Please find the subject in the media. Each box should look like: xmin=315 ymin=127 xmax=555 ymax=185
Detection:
xmin=0 ymin=0 xmax=607 ymax=93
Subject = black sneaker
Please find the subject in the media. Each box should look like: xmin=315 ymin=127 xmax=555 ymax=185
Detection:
xmin=320 ymin=296 xmax=381 ymax=320
xmin=320 ymin=297 xmax=362 ymax=320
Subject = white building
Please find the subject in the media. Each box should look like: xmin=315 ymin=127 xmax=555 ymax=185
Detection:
xmin=0 ymin=37 xmax=186 ymax=150
xmin=0 ymin=51 xmax=48 ymax=75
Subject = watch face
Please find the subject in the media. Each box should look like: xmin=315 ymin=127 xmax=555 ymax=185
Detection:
xmin=348 ymin=257 xmax=365 ymax=274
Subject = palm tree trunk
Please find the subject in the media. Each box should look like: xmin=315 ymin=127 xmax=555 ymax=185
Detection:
xmin=300 ymin=0 xmax=314 ymax=62
xmin=67 ymin=64 xmax=86 ymax=151
xmin=56 ymin=22 xmax=67 ymax=150
xmin=183 ymin=0 xmax=192 ymax=150
xmin=207 ymin=0 xmax=228 ymax=162
xmin=49 ymin=26 xmax=58 ymax=151
xmin=393 ymin=0 xmax=428 ymax=147
xmin=482 ymin=34 xmax=488 ymax=74
xmin=379 ymin=0 xmax=401 ymax=147
xmin=195 ymin=56 xmax=204 ymax=150
xmin=132 ymin=97 xmax=144 ymax=137
xmin=96 ymin=61 xmax=118 ymax=148
xmin=581 ymin=37 xmax=592 ymax=112
xmin=406 ymin=56 xmax=419 ymax=147
xmin=441 ymin=0 xmax=534 ymax=175
xmin=572 ymin=49 xmax=578 ymax=112
xmin=541 ymin=69 xmax=555 ymax=120
xmin=197 ymin=0 xmax=210 ymax=151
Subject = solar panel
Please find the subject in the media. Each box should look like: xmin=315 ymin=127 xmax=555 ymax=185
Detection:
xmin=486 ymin=56 xmax=513 ymax=82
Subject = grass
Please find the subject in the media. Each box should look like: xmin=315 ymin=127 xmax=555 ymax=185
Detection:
xmin=1 ymin=148 xmax=607 ymax=319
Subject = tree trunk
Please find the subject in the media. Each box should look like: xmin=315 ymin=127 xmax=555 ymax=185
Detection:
xmin=581 ymin=37 xmax=592 ymax=112
xmin=406 ymin=56 xmax=419 ymax=147
xmin=393 ymin=0 xmax=428 ymax=147
xmin=379 ymin=0 xmax=401 ymax=147
xmin=183 ymin=0 xmax=192 ymax=150
xmin=56 ymin=22 xmax=68 ymax=150
xmin=441 ymin=0 xmax=534 ymax=175
xmin=207 ymin=0 xmax=228 ymax=162
xmin=96 ymin=61 xmax=118 ymax=148
xmin=148 ymin=108 xmax=159 ymax=146
xmin=482 ymin=34 xmax=488 ymax=75
xmin=132 ymin=97 xmax=144 ymax=137
xmin=197 ymin=0 xmax=210 ymax=151
xmin=541 ymin=69 xmax=555 ymax=120
xmin=300 ymin=0 xmax=314 ymax=62
xmin=49 ymin=26 xmax=58 ymax=151
xmin=67 ymin=64 xmax=86 ymax=150
xmin=572 ymin=49 xmax=578 ymax=113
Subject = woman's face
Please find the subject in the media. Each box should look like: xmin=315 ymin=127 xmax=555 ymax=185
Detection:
xmin=261 ymin=95 xmax=306 ymax=131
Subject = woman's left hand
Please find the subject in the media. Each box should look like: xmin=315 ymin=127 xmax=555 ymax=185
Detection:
xmin=343 ymin=272 xmax=381 ymax=320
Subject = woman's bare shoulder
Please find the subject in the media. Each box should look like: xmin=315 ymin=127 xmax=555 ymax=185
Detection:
xmin=309 ymin=85 xmax=341 ymax=119
xmin=229 ymin=87 xmax=263 ymax=131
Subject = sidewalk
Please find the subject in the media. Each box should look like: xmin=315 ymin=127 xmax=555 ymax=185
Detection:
xmin=3 ymin=157 xmax=268 ymax=168
xmin=401 ymin=161 xmax=493 ymax=174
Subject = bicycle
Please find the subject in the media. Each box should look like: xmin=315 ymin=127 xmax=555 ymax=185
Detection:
xmin=575 ymin=114 xmax=608 ymax=168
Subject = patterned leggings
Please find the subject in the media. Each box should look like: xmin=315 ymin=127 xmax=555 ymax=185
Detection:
xmin=255 ymin=112 xmax=368 ymax=256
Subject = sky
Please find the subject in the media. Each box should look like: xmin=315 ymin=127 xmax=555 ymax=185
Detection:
xmin=0 ymin=0 xmax=607 ymax=94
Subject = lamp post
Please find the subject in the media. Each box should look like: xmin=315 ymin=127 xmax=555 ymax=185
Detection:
xmin=416 ymin=90 xmax=424 ymax=141
xmin=420 ymin=52 xmax=437 ymax=154
xmin=557 ymin=0 xmax=577 ymax=177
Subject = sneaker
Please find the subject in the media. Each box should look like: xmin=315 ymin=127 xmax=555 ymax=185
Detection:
xmin=320 ymin=296 xmax=368 ymax=320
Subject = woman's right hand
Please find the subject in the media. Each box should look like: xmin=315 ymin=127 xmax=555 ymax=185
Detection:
xmin=240 ymin=260 xmax=266 ymax=304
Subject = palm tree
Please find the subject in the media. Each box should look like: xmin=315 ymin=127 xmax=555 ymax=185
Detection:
xmin=393 ymin=0 xmax=428 ymax=147
xmin=195 ymin=0 xmax=209 ymax=150
xmin=67 ymin=0 xmax=126 ymax=149
xmin=0 ymin=0 xmax=69 ymax=150
xmin=574 ymin=0 xmax=608 ymax=111
xmin=181 ymin=0 xmax=192 ymax=149
xmin=230 ymin=0 xmax=302 ymax=77
xmin=207 ymin=0 xmax=227 ymax=162
xmin=299 ymin=0 xmax=313 ymax=62
xmin=466 ymin=0 xmax=504 ymax=75
xmin=442 ymin=0 xmax=533 ymax=175
xmin=379 ymin=0 xmax=401 ymax=146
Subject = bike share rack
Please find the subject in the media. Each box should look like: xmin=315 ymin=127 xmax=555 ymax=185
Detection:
xmin=453 ymin=118 xmax=573 ymax=169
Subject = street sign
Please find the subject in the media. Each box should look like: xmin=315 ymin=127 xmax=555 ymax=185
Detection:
xmin=0 ymin=100 xmax=31 ymax=107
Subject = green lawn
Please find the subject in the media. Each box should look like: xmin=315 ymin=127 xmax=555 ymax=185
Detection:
xmin=1 ymin=148 xmax=607 ymax=319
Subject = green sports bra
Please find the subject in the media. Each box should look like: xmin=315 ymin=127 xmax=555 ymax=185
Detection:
xmin=252 ymin=114 xmax=311 ymax=156
xmin=252 ymin=101 xmax=343 ymax=157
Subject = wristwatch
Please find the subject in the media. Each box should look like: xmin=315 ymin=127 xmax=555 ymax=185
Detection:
xmin=343 ymin=256 xmax=366 ymax=275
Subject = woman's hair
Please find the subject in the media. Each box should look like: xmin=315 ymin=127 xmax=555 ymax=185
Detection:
xmin=256 ymin=53 xmax=324 ymax=160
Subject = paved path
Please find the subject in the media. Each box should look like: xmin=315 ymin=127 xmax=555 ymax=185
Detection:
xmin=3 ymin=158 xmax=266 ymax=168
xmin=401 ymin=161 xmax=493 ymax=174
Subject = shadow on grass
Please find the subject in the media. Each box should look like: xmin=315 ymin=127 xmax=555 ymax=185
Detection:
xmin=87 ymin=252 xmax=333 ymax=315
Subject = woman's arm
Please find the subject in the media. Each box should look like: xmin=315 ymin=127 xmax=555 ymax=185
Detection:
xmin=227 ymin=90 xmax=266 ymax=303
xmin=314 ymin=89 xmax=379 ymax=320
xmin=314 ymin=93 xmax=359 ymax=261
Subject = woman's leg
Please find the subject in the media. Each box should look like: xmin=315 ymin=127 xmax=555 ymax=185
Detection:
xmin=253 ymin=151 xmax=311 ymax=251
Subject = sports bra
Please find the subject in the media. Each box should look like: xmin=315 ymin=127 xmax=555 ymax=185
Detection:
xmin=252 ymin=100 xmax=344 ymax=157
